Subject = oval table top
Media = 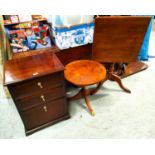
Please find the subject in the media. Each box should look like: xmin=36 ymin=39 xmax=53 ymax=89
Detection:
xmin=64 ymin=60 xmax=106 ymax=86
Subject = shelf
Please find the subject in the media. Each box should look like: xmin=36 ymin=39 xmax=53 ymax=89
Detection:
xmin=12 ymin=46 xmax=59 ymax=59
xmin=4 ymin=18 xmax=47 ymax=26
xmin=3 ymin=17 xmax=53 ymax=54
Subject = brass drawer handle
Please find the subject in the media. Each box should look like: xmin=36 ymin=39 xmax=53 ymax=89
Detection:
xmin=37 ymin=82 xmax=43 ymax=88
xmin=40 ymin=95 xmax=46 ymax=102
xmin=43 ymin=106 xmax=47 ymax=112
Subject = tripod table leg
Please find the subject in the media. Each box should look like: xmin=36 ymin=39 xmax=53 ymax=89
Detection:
xmin=83 ymin=87 xmax=96 ymax=116
xmin=111 ymin=73 xmax=131 ymax=93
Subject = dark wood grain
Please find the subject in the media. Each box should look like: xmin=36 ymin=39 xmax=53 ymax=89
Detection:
xmin=56 ymin=44 xmax=92 ymax=66
xmin=8 ymin=73 xmax=63 ymax=99
xmin=15 ymin=86 xmax=65 ymax=111
xmin=121 ymin=61 xmax=148 ymax=78
xmin=92 ymin=16 xmax=152 ymax=63
xmin=12 ymin=44 xmax=92 ymax=66
xmin=21 ymin=97 xmax=67 ymax=131
xmin=91 ymin=16 xmax=151 ymax=93
xmin=4 ymin=52 xmax=64 ymax=85
xmin=5 ymin=52 xmax=70 ymax=135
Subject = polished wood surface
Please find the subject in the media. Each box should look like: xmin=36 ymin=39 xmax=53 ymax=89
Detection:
xmin=107 ymin=63 xmax=131 ymax=93
xmin=12 ymin=44 xmax=92 ymax=66
xmin=92 ymin=16 xmax=152 ymax=63
xmin=4 ymin=52 xmax=64 ymax=85
xmin=91 ymin=16 xmax=151 ymax=93
xmin=11 ymin=43 xmax=148 ymax=80
xmin=22 ymin=97 xmax=68 ymax=132
xmin=12 ymin=47 xmax=59 ymax=59
xmin=121 ymin=61 xmax=148 ymax=78
xmin=8 ymin=70 xmax=70 ymax=135
xmin=5 ymin=52 xmax=70 ymax=135
xmin=3 ymin=16 xmax=151 ymax=133
xmin=64 ymin=60 xmax=106 ymax=115
xmin=64 ymin=60 xmax=106 ymax=86
xmin=16 ymin=86 xmax=65 ymax=111
xmin=9 ymin=73 xmax=63 ymax=100
xmin=56 ymin=44 xmax=92 ymax=65
xmin=64 ymin=16 xmax=151 ymax=115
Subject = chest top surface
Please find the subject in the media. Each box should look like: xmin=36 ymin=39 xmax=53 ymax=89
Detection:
xmin=4 ymin=52 xmax=64 ymax=85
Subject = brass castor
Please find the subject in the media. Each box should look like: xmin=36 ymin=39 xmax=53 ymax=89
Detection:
xmin=91 ymin=110 xmax=96 ymax=116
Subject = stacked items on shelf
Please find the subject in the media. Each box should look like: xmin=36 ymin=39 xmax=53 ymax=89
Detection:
xmin=3 ymin=15 xmax=44 ymax=24
xmin=3 ymin=15 xmax=52 ymax=53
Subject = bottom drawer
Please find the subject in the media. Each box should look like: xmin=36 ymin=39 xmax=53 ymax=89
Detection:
xmin=21 ymin=97 xmax=68 ymax=130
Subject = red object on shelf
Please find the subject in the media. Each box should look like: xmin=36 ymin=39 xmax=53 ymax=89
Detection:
xmin=33 ymin=26 xmax=39 ymax=33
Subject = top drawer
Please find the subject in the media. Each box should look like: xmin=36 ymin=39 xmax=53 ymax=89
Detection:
xmin=9 ymin=72 xmax=64 ymax=99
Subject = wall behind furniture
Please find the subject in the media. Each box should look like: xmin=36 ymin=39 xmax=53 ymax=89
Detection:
xmin=46 ymin=15 xmax=94 ymax=27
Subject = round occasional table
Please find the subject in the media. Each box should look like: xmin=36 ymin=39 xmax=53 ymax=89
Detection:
xmin=64 ymin=60 xmax=106 ymax=116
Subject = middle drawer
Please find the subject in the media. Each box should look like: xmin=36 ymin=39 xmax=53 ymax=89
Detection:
xmin=15 ymin=85 xmax=65 ymax=111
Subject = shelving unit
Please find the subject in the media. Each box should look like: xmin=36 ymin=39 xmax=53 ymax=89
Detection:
xmin=3 ymin=18 xmax=47 ymax=26
xmin=3 ymin=15 xmax=54 ymax=58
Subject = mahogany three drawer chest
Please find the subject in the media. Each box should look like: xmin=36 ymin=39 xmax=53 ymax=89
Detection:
xmin=4 ymin=52 xmax=70 ymax=135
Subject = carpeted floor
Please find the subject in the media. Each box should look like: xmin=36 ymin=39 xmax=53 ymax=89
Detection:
xmin=0 ymin=21 xmax=155 ymax=139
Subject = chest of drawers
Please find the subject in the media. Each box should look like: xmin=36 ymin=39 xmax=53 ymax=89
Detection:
xmin=4 ymin=52 xmax=70 ymax=135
